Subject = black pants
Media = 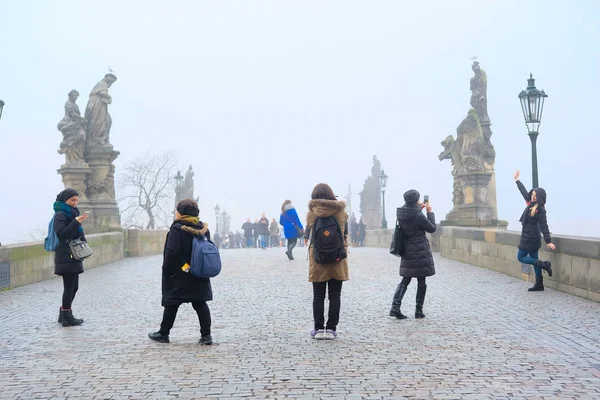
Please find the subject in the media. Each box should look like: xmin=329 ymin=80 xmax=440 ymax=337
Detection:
xmin=287 ymin=238 xmax=298 ymax=253
xmin=160 ymin=301 xmax=211 ymax=336
xmin=61 ymin=273 xmax=79 ymax=309
xmin=313 ymin=279 xmax=343 ymax=331
xmin=401 ymin=276 xmax=426 ymax=286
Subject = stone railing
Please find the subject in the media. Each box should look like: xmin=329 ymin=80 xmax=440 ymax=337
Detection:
xmin=0 ymin=229 xmax=168 ymax=290
xmin=365 ymin=227 xmax=441 ymax=252
xmin=440 ymin=226 xmax=600 ymax=302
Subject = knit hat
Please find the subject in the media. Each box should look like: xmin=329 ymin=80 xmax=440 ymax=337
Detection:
xmin=56 ymin=188 xmax=79 ymax=203
xmin=176 ymin=199 xmax=199 ymax=217
xmin=403 ymin=189 xmax=420 ymax=205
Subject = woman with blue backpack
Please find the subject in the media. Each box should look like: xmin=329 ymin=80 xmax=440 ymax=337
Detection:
xmin=52 ymin=188 xmax=89 ymax=327
xmin=304 ymin=183 xmax=348 ymax=340
xmin=279 ymin=200 xmax=304 ymax=260
xmin=148 ymin=199 xmax=215 ymax=345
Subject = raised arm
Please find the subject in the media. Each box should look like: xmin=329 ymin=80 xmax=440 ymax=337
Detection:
xmin=514 ymin=170 xmax=530 ymax=201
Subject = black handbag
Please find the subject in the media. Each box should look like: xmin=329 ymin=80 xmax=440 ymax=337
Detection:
xmin=68 ymin=239 xmax=93 ymax=261
xmin=390 ymin=211 xmax=421 ymax=257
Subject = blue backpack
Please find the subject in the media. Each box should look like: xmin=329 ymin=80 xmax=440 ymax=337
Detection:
xmin=44 ymin=215 xmax=60 ymax=252
xmin=189 ymin=236 xmax=222 ymax=278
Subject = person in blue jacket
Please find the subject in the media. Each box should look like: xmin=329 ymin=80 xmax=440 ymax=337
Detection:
xmin=279 ymin=200 xmax=304 ymax=260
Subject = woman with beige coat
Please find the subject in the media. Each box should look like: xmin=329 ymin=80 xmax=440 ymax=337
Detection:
xmin=304 ymin=183 xmax=349 ymax=340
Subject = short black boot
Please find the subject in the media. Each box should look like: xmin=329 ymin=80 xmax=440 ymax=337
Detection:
xmin=415 ymin=284 xmax=427 ymax=319
xmin=199 ymin=335 xmax=213 ymax=345
xmin=389 ymin=283 xmax=408 ymax=319
xmin=58 ymin=307 xmax=63 ymax=324
xmin=61 ymin=309 xmax=84 ymax=327
xmin=148 ymin=331 xmax=170 ymax=343
xmin=528 ymin=276 xmax=544 ymax=291
xmin=535 ymin=260 xmax=552 ymax=277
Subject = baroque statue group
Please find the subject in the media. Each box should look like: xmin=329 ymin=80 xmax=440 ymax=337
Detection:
xmin=56 ymin=73 xmax=121 ymax=231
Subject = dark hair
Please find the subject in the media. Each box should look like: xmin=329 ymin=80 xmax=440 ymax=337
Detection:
xmin=176 ymin=199 xmax=199 ymax=217
xmin=311 ymin=183 xmax=336 ymax=200
xmin=281 ymin=200 xmax=292 ymax=213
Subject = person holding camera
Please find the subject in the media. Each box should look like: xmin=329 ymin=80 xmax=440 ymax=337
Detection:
xmin=53 ymin=188 xmax=89 ymax=327
xmin=389 ymin=189 xmax=436 ymax=320
xmin=513 ymin=170 xmax=555 ymax=291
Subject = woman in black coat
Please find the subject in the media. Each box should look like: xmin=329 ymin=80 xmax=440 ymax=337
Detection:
xmin=148 ymin=199 xmax=214 ymax=345
xmin=513 ymin=170 xmax=555 ymax=291
xmin=53 ymin=188 xmax=89 ymax=327
xmin=389 ymin=189 xmax=436 ymax=320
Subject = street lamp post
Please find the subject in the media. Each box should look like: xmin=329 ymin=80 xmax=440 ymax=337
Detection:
xmin=214 ymin=204 xmax=220 ymax=233
xmin=0 ymin=100 xmax=5 ymax=121
xmin=518 ymin=74 xmax=548 ymax=189
xmin=379 ymin=169 xmax=389 ymax=230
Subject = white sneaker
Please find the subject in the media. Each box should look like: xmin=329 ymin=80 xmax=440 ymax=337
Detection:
xmin=324 ymin=329 xmax=337 ymax=340
xmin=314 ymin=329 xmax=326 ymax=340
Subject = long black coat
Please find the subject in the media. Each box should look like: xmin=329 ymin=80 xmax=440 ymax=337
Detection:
xmin=161 ymin=220 xmax=213 ymax=307
xmin=397 ymin=204 xmax=436 ymax=278
xmin=516 ymin=181 xmax=552 ymax=253
xmin=53 ymin=211 xmax=86 ymax=276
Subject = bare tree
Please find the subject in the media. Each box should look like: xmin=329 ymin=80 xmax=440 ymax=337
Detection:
xmin=118 ymin=151 xmax=178 ymax=229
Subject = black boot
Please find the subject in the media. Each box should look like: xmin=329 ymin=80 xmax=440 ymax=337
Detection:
xmin=148 ymin=331 xmax=170 ymax=343
xmin=199 ymin=335 xmax=213 ymax=345
xmin=415 ymin=284 xmax=427 ymax=319
xmin=389 ymin=283 xmax=408 ymax=319
xmin=528 ymin=276 xmax=544 ymax=291
xmin=535 ymin=260 xmax=552 ymax=277
xmin=58 ymin=307 xmax=63 ymax=324
xmin=61 ymin=309 xmax=84 ymax=327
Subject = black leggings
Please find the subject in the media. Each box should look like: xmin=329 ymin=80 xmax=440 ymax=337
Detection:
xmin=313 ymin=279 xmax=343 ymax=331
xmin=61 ymin=274 xmax=79 ymax=309
xmin=401 ymin=276 xmax=426 ymax=286
xmin=160 ymin=301 xmax=211 ymax=336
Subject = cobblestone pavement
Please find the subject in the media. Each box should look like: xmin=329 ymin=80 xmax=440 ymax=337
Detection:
xmin=1 ymin=247 xmax=600 ymax=399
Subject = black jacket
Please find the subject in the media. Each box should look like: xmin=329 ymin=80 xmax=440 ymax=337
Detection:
xmin=257 ymin=218 xmax=270 ymax=235
xmin=242 ymin=222 xmax=254 ymax=238
xmin=516 ymin=181 xmax=552 ymax=253
xmin=53 ymin=211 xmax=86 ymax=276
xmin=397 ymin=204 xmax=436 ymax=278
xmin=161 ymin=220 xmax=213 ymax=307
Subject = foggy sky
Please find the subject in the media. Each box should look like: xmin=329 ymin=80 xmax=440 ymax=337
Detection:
xmin=1 ymin=0 xmax=599 ymax=244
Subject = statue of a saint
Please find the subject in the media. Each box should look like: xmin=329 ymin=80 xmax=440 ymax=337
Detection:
xmin=183 ymin=165 xmax=195 ymax=199
xmin=57 ymin=90 xmax=86 ymax=164
xmin=85 ymin=73 xmax=117 ymax=148
xmin=470 ymin=61 xmax=489 ymax=125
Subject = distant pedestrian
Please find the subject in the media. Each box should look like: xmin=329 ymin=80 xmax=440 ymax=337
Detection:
xmin=148 ymin=199 xmax=213 ymax=345
xmin=280 ymin=200 xmax=304 ymax=260
xmin=513 ymin=170 xmax=555 ymax=291
xmin=358 ymin=217 xmax=367 ymax=247
xmin=253 ymin=219 xmax=260 ymax=249
xmin=350 ymin=214 xmax=359 ymax=247
xmin=214 ymin=232 xmax=222 ymax=249
xmin=269 ymin=218 xmax=280 ymax=247
xmin=242 ymin=219 xmax=254 ymax=248
xmin=258 ymin=214 xmax=269 ymax=249
xmin=304 ymin=183 xmax=348 ymax=340
xmin=53 ymin=188 xmax=89 ymax=327
xmin=235 ymin=231 xmax=242 ymax=249
xmin=389 ymin=190 xmax=436 ymax=320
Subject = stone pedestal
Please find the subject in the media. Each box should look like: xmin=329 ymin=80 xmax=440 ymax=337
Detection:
xmin=443 ymin=171 xmax=507 ymax=228
xmin=57 ymin=163 xmax=93 ymax=225
xmin=83 ymin=145 xmax=121 ymax=233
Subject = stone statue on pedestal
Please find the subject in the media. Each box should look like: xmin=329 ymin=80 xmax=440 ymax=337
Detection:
xmin=57 ymin=90 xmax=86 ymax=165
xmin=85 ymin=73 xmax=117 ymax=148
xmin=183 ymin=165 xmax=195 ymax=200
xmin=57 ymin=73 xmax=122 ymax=233
xmin=439 ymin=62 xmax=505 ymax=228
xmin=359 ymin=155 xmax=382 ymax=230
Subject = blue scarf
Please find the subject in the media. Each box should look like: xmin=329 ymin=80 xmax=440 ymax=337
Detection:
xmin=53 ymin=201 xmax=84 ymax=234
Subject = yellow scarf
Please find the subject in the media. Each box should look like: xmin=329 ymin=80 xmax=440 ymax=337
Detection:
xmin=175 ymin=215 xmax=199 ymax=225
